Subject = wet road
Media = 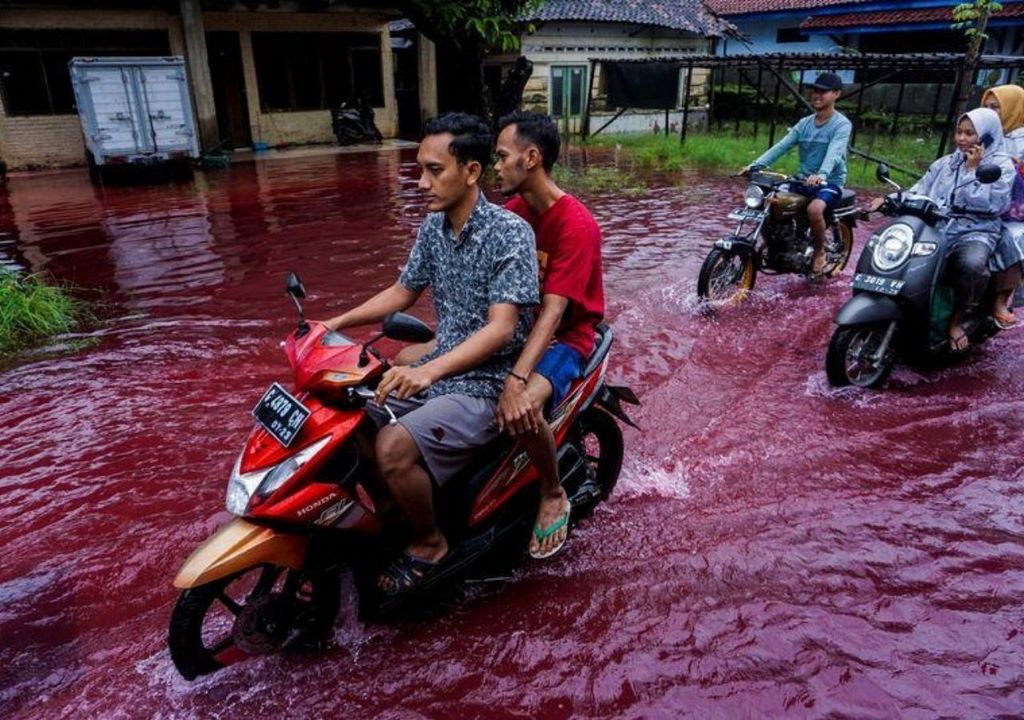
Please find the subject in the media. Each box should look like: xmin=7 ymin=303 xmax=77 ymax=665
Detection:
xmin=1 ymin=150 xmax=1023 ymax=718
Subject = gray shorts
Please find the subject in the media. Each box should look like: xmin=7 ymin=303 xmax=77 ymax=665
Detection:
xmin=366 ymin=393 xmax=499 ymax=486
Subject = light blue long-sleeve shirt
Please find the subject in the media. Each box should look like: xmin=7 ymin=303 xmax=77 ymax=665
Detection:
xmin=754 ymin=111 xmax=853 ymax=187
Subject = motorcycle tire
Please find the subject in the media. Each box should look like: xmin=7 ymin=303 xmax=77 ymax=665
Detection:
xmin=168 ymin=564 xmax=341 ymax=680
xmin=826 ymin=323 xmax=895 ymax=388
xmin=697 ymin=247 xmax=756 ymax=304
xmin=565 ymin=408 xmax=624 ymax=520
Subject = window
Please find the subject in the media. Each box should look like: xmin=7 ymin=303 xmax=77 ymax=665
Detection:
xmin=252 ymin=32 xmax=383 ymax=113
xmin=0 ymin=30 xmax=169 ymax=116
xmin=776 ymin=28 xmax=808 ymax=44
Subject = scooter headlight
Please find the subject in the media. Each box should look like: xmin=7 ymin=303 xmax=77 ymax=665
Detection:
xmin=744 ymin=184 xmax=765 ymax=209
xmin=255 ymin=435 xmax=332 ymax=498
xmin=872 ymin=223 xmax=914 ymax=271
xmin=224 ymin=435 xmax=332 ymax=515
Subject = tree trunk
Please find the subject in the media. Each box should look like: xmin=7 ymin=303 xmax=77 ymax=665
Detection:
xmin=951 ymin=6 xmax=992 ymax=132
xmin=493 ymin=56 xmax=534 ymax=128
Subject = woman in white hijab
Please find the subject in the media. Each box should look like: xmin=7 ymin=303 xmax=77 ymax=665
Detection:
xmin=905 ymin=108 xmax=1015 ymax=350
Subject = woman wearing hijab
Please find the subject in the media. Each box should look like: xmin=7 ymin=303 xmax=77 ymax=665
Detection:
xmin=981 ymin=84 xmax=1024 ymax=327
xmin=902 ymin=108 xmax=1015 ymax=350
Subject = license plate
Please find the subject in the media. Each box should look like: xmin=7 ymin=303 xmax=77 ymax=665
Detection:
xmin=252 ymin=383 xmax=310 ymax=447
xmin=727 ymin=208 xmax=763 ymax=222
xmin=852 ymin=273 xmax=905 ymax=296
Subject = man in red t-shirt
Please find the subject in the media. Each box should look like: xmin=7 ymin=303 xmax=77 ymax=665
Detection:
xmin=494 ymin=111 xmax=605 ymax=559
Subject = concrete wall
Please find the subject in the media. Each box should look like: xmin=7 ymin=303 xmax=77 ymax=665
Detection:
xmin=0 ymin=5 xmax=401 ymax=169
xmin=514 ymin=21 xmax=713 ymax=134
xmin=0 ymin=7 xmax=186 ymax=169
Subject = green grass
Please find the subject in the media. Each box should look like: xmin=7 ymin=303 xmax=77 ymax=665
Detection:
xmin=583 ymin=123 xmax=945 ymax=189
xmin=0 ymin=270 xmax=91 ymax=356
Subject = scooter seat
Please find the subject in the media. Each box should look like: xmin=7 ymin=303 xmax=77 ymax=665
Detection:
xmin=836 ymin=189 xmax=856 ymax=209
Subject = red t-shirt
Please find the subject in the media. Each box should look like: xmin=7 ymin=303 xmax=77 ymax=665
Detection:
xmin=505 ymin=194 xmax=605 ymax=358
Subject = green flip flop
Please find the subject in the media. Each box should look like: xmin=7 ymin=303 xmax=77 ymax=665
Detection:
xmin=529 ymin=499 xmax=571 ymax=560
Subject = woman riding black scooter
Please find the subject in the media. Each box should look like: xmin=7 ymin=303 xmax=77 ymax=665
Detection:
xmin=826 ymin=108 xmax=1015 ymax=387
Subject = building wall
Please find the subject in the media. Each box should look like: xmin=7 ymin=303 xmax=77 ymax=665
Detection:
xmin=718 ymin=17 xmax=848 ymax=56
xmin=203 ymin=11 xmax=397 ymax=147
xmin=509 ymin=22 xmax=713 ymax=135
xmin=0 ymin=7 xmax=185 ymax=169
xmin=0 ymin=5 xmax=401 ymax=169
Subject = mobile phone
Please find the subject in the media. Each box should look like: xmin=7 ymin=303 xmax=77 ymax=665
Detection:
xmin=979 ymin=131 xmax=994 ymax=148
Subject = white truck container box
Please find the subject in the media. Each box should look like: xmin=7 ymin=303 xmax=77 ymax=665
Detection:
xmin=69 ymin=56 xmax=199 ymax=174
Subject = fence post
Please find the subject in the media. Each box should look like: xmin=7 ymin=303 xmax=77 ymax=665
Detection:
xmin=890 ymin=82 xmax=905 ymax=138
xmin=735 ymin=67 xmax=742 ymax=135
xmin=754 ymin=63 xmax=762 ymax=139
xmin=938 ymin=65 xmax=964 ymax=158
xmin=680 ymin=61 xmax=694 ymax=145
xmin=769 ymin=58 xmax=783 ymax=147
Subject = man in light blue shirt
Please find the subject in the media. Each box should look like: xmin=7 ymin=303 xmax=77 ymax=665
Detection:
xmin=742 ymin=72 xmax=852 ymax=275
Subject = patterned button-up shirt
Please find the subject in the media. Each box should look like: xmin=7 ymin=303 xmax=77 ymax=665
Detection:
xmin=400 ymin=191 xmax=539 ymax=399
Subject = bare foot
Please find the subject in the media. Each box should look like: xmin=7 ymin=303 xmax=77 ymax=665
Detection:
xmin=949 ymin=323 xmax=969 ymax=352
xmin=811 ymin=250 xmax=827 ymax=276
xmin=530 ymin=487 xmax=570 ymax=558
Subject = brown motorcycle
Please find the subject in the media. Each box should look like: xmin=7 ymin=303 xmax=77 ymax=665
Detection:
xmin=697 ymin=169 xmax=859 ymax=304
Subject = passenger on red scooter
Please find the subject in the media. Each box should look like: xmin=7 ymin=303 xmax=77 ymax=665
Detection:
xmin=322 ymin=113 xmax=539 ymax=594
xmin=740 ymin=72 xmax=852 ymax=276
xmin=494 ymin=111 xmax=605 ymax=559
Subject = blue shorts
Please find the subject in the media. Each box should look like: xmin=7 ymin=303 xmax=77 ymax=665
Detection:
xmin=534 ymin=342 xmax=586 ymax=411
xmin=790 ymin=181 xmax=843 ymax=209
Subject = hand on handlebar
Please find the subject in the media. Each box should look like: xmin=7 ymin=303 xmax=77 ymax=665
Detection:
xmin=805 ymin=174 xmax=826 ymax=187
xmin=374 ymin=364 xmax=435 ymax=405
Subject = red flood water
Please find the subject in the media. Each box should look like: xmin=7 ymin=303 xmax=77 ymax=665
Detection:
xmin=1 ymin=149 xmax=1023 ymax=719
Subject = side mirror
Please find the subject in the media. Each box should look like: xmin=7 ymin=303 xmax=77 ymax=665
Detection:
xmin=876 ymin=163 xmax=890 ymax=183
xmin=382 ymin=312 xmax=434 ymax=343
xmin=286 ymin=272 xmax=306 ymax=299
xmin=976 ymin=164 xmax=1002 ymax=184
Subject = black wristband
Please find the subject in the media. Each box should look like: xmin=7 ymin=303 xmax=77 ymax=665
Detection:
xmin=508 ymin=371 xmax=528 ymax=386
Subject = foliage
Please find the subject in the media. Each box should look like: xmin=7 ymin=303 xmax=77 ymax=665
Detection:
xmin=394 ymin=0 xmax=539 ymax=53
xmin=0 ymin=270 xmax=89 ymax=355
xmin=952 ymin=0 xmax=1003 ymax=41
xmin=584 ymin=126 xmax=941 ymax=190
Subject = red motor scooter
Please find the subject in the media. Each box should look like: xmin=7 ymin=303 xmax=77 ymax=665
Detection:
xmin=168 ymin=273 xmax=638 ymax=680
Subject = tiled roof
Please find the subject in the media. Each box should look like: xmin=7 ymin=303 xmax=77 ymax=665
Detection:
xmin=706 ymin=0 xmax=874 ymax=16
xmin=525 ymin=0 xmax=732 ymax=37
xmin=801 ymin=3 xmax=1024 ymax=29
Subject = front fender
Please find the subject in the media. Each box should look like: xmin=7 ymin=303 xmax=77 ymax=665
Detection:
xmin=173 ymin=518 xmax=308 ymax=589
xmin=834 ymin=293 xmax=903 ymax=326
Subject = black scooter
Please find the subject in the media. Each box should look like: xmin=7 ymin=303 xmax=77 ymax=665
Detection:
xmin=331 ymin=97 xmax=383 ymax=146
xmin=826 ymin=162 xmax=1004 ymax=388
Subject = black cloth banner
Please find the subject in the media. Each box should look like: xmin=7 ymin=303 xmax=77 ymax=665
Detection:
xmin=603 ymin=61 xmax=682 ymax=109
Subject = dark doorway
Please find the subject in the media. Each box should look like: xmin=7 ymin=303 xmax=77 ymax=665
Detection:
xmin=392 ymin=36 xmax=420 ymax=138
xmin=206 ymin=32 xmax=251 ymax=149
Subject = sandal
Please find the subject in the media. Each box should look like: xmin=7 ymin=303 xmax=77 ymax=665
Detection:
xmin=377 ymin=551 xmax=444 ymax=596
xmin=949 ymin=329 xmax=970 ymax=353
xmin=529 ymin=499 xmax=571 ymax=560
xmin=993 ymin=309 xmax=1018 ymax=330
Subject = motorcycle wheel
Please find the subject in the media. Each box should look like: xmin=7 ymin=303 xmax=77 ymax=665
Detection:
xmin=697 ymin=247 xmax=756 ymax=304
xmin=822 ymin=223 xmax=854 ymax=278
xmin=168 ymin=564 xmax=340 ymax=680
xmin=565 ymin=408 xmax=624 ymax=519
xmin=826 ymin=323 xmax=895 ymax=388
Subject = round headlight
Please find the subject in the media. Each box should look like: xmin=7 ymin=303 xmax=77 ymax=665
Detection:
xmin=744 ymin=184 xmax=764 ymax=209
xmin=872 ymin=223 xmax=914 ymax=271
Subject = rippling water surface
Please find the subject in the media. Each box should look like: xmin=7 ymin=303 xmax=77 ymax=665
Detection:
xmin=2 ymin=150 xmax=1023 ymax=719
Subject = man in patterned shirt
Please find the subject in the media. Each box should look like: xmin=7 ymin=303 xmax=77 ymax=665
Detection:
xmin=322 ymin=113 xmax=538 ymax=594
